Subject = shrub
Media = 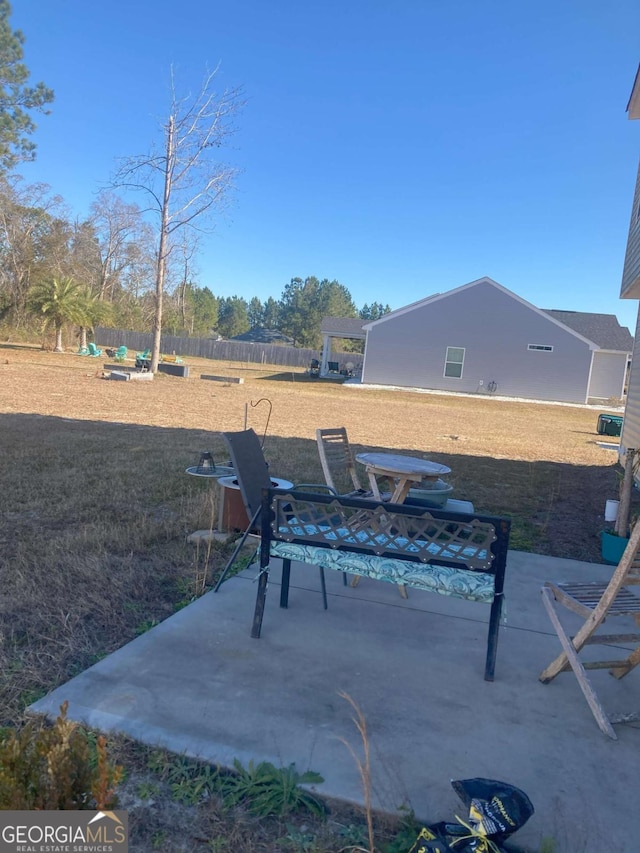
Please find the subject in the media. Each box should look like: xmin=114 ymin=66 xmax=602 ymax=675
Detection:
xmin=0 ymin=701 xmax=122 ymax=810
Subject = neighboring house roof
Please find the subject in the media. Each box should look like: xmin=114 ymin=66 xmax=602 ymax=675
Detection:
xmin=542 ymin=310 xmax=633 ymax=352
xmin=230 ymin=327 xmax=293 ymax=344
xmin=320 ymin=317 xmax=367 ymax=338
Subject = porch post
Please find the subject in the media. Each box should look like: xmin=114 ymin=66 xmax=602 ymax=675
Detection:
xmin=320 ymin=334 xmax=331 ymax=377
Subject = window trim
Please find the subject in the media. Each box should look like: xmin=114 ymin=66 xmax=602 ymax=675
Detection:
xmin=528 ymin=344 xmax=554 ymax=352
xmin=444 ymin=346 xmax=465 ymax=378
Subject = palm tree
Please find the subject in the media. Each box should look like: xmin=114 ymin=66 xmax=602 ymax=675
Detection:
xmin=28 ymin=277 xmax=87 ymax=352
xmin=77 ymin=288 xmax=113 ymax=351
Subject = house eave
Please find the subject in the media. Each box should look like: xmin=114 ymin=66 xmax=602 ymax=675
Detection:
xmin=621 ymin=277 xmax=640 ymax=299
xmin=627 ymin=64 xmax=640 ymax=119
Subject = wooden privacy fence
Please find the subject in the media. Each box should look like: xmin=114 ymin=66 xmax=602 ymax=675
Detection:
xmin=94 ymin=328 xmax=363 ymax=372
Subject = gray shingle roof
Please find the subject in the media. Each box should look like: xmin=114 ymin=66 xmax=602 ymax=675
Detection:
xmin=320 ymin=317 xmax=367 ymax=337
xmin=542 ymin=310 xmax=633 ymax=351
xmin=230 ymin=327 xmax=293 ymax=344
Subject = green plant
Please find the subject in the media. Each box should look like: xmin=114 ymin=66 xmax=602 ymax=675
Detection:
xmin=206 ymin=839 xmax=231 ymax=853
xmin=335 ymin=821 xmax=370 ymax=847
xmin=0 ymin=701 xmax=122 ymax=809
xmin=135 ymin=618 xmax=160 ymax=636
xmin=136 ymin=780 xmax=161 ymax=801
xmin=538 ymin=839 xmax=557 ymax=853
xmin=224 ymin=758 xmax=325 ymax=817
xmin=278 ymin=822 xmax=319 ymax=851
xmin=146 ymin=752 xmax=220 ymax=805
xmin=151 ymin=829 xmax=167 ymax=849
xmin=380 ymin=808 xmax=423 ymax=853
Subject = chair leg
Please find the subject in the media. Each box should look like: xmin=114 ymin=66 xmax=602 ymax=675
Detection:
xmin=350 ymin=573 xmax=407 ymax=599
xmin=214 ymin=506 xmax=261 ymax=593
xmin=539 ymin=587 xmax=617 ymax=739
xmin=609 ymin=645 xmax=640 ymax=680
xmin=251 ymin=566 xmax=269 ymax=639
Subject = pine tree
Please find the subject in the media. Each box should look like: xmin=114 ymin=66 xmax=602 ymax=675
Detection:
xmin=0 ymin=1 xmax=54 ymax=172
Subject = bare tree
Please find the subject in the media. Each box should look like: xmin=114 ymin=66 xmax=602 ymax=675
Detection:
xmin=175 ymin=233 xmax=199 ymax=330
xmin=89 ymin=192 xmax=155 ymax=302
xmin=112 ymin=67 xmax=243 ymax=372
xmin=0 ymin=175 xmax=68 ymax=325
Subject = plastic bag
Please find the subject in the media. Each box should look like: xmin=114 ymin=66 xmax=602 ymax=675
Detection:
xmin=408 ymin=778 xmax=534 ymax=853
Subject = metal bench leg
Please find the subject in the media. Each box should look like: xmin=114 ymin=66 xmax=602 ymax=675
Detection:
xmin=280 ymin=559 xmax=291 ymax=608
xmin=279 ymin=560 xmax=327 ymax=610
xmin=319 ymin=567 xmax=328 ymax=609
xmin=484 ymin=592 xmax=503 ymax=682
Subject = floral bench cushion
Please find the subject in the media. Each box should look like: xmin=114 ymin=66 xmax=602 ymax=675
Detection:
xmin=269 ymin=540 xmax=495 ymax=604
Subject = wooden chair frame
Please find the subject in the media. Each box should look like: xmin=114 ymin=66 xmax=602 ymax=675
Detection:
xmin=539 ymin=520 xmax=640 ymax=738
xmin=316 ymin=427 xmax=368 ymax=498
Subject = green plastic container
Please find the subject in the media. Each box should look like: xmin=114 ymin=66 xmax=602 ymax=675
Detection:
xmin=600 ymin=530 xmax=629 ymax=565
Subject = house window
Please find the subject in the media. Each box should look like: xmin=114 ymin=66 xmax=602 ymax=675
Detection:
xmin=444 ymin=346 xmax=465 ymax=378
xmin=528 ymin=344 xmax=553 ymax=352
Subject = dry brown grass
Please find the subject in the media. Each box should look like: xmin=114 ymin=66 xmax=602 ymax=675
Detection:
xmin=2 ymin=341 xmax=623 ymax=550
xmin=0 ymin=341 xmax=627 ymax=852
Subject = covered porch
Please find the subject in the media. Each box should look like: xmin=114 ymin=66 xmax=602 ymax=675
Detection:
xmin=318 ymin=317 xmax=367 ymax=377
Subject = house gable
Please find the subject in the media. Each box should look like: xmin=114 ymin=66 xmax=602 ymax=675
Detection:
xmin=364 ymin=277 xmax=597 ymax=348
xmin=360 ymin=278 xmax=604 ymax=403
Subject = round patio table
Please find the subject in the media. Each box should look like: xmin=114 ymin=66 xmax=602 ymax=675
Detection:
xmin=355 ymin=452 xmax=451 ymax=504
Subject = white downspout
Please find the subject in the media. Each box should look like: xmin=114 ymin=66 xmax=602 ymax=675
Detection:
xmin=584 ymin=348 xmax=596 ymax=404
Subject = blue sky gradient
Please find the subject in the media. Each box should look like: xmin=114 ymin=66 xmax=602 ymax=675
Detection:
xmin=13 ymin=0 xmax=640 ymax=332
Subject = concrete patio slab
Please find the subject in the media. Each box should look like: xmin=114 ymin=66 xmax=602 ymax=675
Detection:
xmin=31 ymin=550 xmax=640 ymax=852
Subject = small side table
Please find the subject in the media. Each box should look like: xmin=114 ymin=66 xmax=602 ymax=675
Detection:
xmin=217 ymin=475 xmax=294 ymax=533
xmin=185 ymin=464 xmax=235 ymax=543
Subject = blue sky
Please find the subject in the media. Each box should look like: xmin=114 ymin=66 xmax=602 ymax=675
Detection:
xmin=13 ymin=0 xmax=640 ymax=332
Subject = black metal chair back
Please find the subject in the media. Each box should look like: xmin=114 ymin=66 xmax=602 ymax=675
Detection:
xmin=222 ymin=428 xmax=271 ymax=520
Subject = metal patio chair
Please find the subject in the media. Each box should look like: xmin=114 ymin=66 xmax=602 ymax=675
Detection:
xmin=213 ymin=428 xmax=333 ymax=603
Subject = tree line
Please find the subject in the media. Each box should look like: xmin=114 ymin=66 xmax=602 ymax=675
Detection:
xmin=0 ymin=175 xmax=390 ymax=349
xmin=0 ymin=2 xmax=390 ymax=357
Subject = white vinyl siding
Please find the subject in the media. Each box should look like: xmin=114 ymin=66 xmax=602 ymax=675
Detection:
xmin=444 ymin=346 xmax=465 ymax=378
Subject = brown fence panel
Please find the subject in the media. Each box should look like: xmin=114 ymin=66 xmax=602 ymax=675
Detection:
xmin=95 ymin=328 xmax=363 ymax=372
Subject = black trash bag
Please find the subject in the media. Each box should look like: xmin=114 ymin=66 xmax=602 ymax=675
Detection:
xmin=411 ymin=822 xmax=506 ymax=853
xmin=407 ymin=825 xmax=452 ymax=852
xmin=451 ymin=777 xmax=534 ymax=843
xmin=407 ymin=778 xmax=534 ymax=853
